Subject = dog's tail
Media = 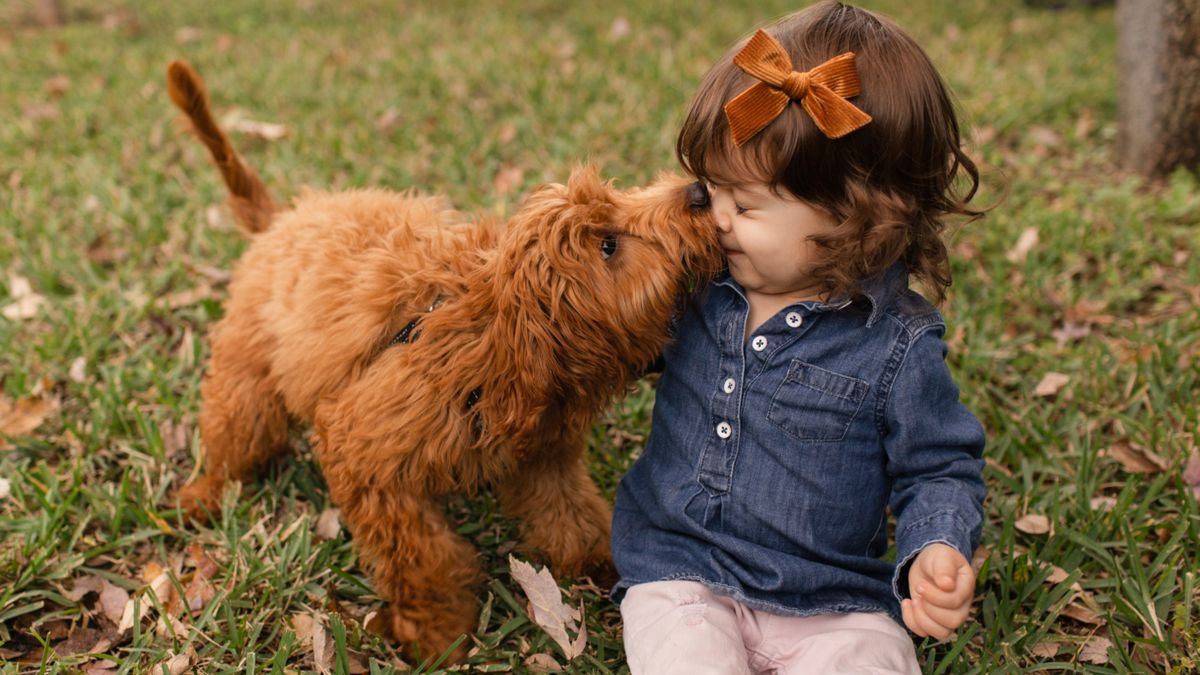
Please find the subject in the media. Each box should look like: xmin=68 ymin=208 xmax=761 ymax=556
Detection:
xmin=167 ymin=60 xmax=278 ymax=235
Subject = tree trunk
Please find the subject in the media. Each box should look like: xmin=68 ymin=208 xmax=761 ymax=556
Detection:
xmin=1116 ymin=0 xmax=1200 ymax=177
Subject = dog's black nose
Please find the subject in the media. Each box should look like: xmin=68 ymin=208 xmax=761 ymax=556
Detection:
xmin=687 ymin=181 xmax=710 ymax=210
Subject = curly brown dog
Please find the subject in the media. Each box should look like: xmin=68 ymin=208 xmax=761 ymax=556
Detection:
xmin=166 ymin=61 xmax=720 ymax=660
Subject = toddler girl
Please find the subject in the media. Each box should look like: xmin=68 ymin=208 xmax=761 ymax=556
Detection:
xmin=611 ymin=3 xmax=987 ymax=673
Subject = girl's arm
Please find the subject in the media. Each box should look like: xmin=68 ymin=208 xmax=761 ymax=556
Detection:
xmin=880 ymin=323 xmax=986 ymax=604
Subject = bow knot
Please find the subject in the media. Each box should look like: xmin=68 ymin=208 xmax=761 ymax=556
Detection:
xmin=724 ymin=29 xmax=872 ymax=145
xmin=781 ymin=71 xmax=811 ymax=99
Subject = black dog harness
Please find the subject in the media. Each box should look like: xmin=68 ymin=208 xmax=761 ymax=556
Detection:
xmin=381 ymin=298 xmax=483 ymax=414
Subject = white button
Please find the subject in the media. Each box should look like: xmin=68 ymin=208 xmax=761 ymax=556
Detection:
xmin=786 ymin=311 xmax=803 ymax=328
xmin=751 ymin=336 xmax=767 ymax=351
xmin=716 ymin=422 xmax=732 ymax=439
xmin=723 ymin=377 xmax=736 ymax=394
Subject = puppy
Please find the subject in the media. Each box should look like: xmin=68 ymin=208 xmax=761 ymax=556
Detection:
xmin=167 ymin=60 xmax=720 ymax=660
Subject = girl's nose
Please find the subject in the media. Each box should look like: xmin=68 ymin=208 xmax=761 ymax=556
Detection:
xmin=713 ymin=207 xmax=733 ymax=233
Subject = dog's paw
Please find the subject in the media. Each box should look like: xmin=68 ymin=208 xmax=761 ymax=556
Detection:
xmin=374 ymin=604 xmax=473 ymax=665
xmin=176 ymin=476 xmax=225 ymax=523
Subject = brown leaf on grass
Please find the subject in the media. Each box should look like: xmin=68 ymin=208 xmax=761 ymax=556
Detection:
xmin=175 ymin=26 xmax=203 ymax=43
xmin=54 ymin=627 xmax=106 ymax=657
xmin=525 ymin=653 xmax=564 ymax=672
xmin=86 ymin=233 xmax=125 ymax=266
xmin=119 ymin=568 xmax=176 ymax=634
xmin=1090 ymin=496 xmax=1117 ymax=511
xmin=0 ymin=478 xmax=10 ymax=499
xmin=1030 ymin=640 xmax=1060 ymax=658
xmin=1104 ymin=441 xmax=1169 ymax=474
xmin=1182 ymin=451 xmax=1200 ymax=499
xmin=608 ymin=17 xmax=631 ymax=41
xmin=375 ymin=108 xmax=402 ymax=135
xmin=83 ymin=660 xmax=119 ymax=674
xmin=1033 ymin=372 xmax=1070 ymax=397
xmin=163 ymin=282 xmax=216 ymax=310
xmin=0 ymin=393 xmax=58 ymax=449
xmin=3 ymin=274 xmax=48 ymax=320
xmin=969 ymin=545 xmax=991 ymax=575
xmin=69 ymin=357 xmax=88 ymax=383
xmin=1015 ymin=513 xmax=1051 ymax=535
xmin=156 ymin=652 xmax=192 ymax=675
xmin=1006 ymin=227 xmax=1039 ymax=263
xmin=231 ymin=118 xmax=288 ymax=141
xmin=292 ymin=612 xmax=333 ymax=674
xmin=44 ymin=75 xmax=71 ymax=97
xmin=509 ymin=556 xmax=587 ymax=660
xmin=23 ymin=102 xmax=60 ymax=121
xmin=1062 ymin=599 xmax=1105 ymax=626
xmin=1078 ymin=634 xmax=1113 ymax=664
xmin=315 ymin=508 xmax=342 ymax=540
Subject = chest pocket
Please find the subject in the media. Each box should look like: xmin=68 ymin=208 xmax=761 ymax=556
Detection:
xmin=767 ymin=360 xmax=869 ymax=443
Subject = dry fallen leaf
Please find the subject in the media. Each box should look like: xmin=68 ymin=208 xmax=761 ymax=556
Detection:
xmin=231 ymin=119 xmax=288 ymax=141
xmin=1006 ymin=227 xmax=1039 ymax=263
xmin=1078 ymin=634 xmax=1113 ymax=664
xmin=1062 ymin=599 xmax=1105 ymax=626
xmin=1184 ymin=451 xmax=1200 ymax=499
xmin=1105 ymin=441 xmax=1168 ymax=474
xmin=3 ymin=274 xmax=48 ymax=320
xmin=509 ymin=556 xmax=587 ymax=660
xmin=69 ymin=357 xmax=88 ymax=383
xmin=0 ymin=394 xmax=58 ymax=448
xmin=0 ymin=478 xmax=10 ymax=500
xmin=158 ymin=652 xmax=192 ymax=675
xmin=1015 ymin=513 xmax=1052 ymax=535
xmin=292 ymin=612 xmax=332 ymax=674
xmin=525 ymin=652 xmax=564 ymax=672
xmin=1033 ymin=372 xmax=1070 ymax=397
xmin=1030 ymin=640 xmax=1060 ymax=658
xmin=608 ymin=17 xmax=631 ymax=41
xmin=1090 ymin=496 xmax=1117 ymax=511
xmin=315 ymin=508 xmax=342 ymax=540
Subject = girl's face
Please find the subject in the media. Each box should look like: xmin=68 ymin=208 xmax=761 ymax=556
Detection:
xmin=706 ymin=180 xmax=837 ymax=302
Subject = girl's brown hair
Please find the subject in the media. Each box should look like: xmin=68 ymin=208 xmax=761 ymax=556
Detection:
xmin=677 ymin=1 xmax=981 ymax=303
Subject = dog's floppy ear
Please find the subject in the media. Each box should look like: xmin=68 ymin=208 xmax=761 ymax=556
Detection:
xmin=475 ymin=317 xmax=558 ymax=460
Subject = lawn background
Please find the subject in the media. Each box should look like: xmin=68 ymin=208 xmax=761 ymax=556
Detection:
xmin=2 ymin=0 xmax=1199 ymax=672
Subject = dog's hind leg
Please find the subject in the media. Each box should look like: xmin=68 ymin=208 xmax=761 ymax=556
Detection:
xmin=179 ymin=323 xmax=289 ymax=521
xmin=497 ymin=426 xmax=615 ymax=582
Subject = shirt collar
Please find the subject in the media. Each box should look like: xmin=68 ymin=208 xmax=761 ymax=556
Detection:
xmin=713 ymin=262 xmax=908 ymax=328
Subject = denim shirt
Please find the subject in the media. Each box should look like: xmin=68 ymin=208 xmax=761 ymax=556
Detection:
xmin=611 ymin=264 xmax=986 ymax=625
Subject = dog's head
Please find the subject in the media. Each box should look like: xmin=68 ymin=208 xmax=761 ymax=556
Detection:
xmin=480 ymin=164 xmax=721 ymax=443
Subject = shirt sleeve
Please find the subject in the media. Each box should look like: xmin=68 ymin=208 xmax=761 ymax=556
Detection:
xmin=881 ymin=323 xmax=986 ymax=602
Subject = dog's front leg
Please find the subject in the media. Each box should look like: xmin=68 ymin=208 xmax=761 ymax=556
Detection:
xmin=314 ymin=410 xmax=480 ymax=663
xmin=497 ymin=429 xmax=614 ymax=584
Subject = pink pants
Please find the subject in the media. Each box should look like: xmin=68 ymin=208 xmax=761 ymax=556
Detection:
xmin=620 ymin=580 xmax=921 ymax=675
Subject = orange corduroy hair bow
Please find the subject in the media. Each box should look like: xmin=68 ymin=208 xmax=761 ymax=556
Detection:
xmin=724 ymin=29 xmax=872 ymax=145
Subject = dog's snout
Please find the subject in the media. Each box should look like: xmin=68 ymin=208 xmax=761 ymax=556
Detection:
xmin=687 ymin=181 xmax=710 ymax=210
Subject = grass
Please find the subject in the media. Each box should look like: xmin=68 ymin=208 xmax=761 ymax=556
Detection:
xmin=2 ymin=0 xmax=1199 ymax=672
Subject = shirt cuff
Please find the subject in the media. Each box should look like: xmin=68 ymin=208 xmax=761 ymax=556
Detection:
xmin=891 ymin=511 xmax=975 ymax=602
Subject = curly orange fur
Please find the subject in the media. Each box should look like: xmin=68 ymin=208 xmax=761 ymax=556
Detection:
xmin=169 ymin=61 xmax=722 ymax=661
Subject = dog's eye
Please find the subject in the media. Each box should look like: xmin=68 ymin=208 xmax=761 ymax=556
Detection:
xmin=600 ymin=234 xmax=618 ymax=260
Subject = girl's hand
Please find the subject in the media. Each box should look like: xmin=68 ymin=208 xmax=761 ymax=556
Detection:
xmin=900 ymin=543 xmax=975 ymax=640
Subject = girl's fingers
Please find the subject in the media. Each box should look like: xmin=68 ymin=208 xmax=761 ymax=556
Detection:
xmin=901 ymin=599 xmax=927 ymax=637
xmin=913 ymin=596 xmax=968 ymax=631
xmin=912 ymin=597 xmax=954 ymax=640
